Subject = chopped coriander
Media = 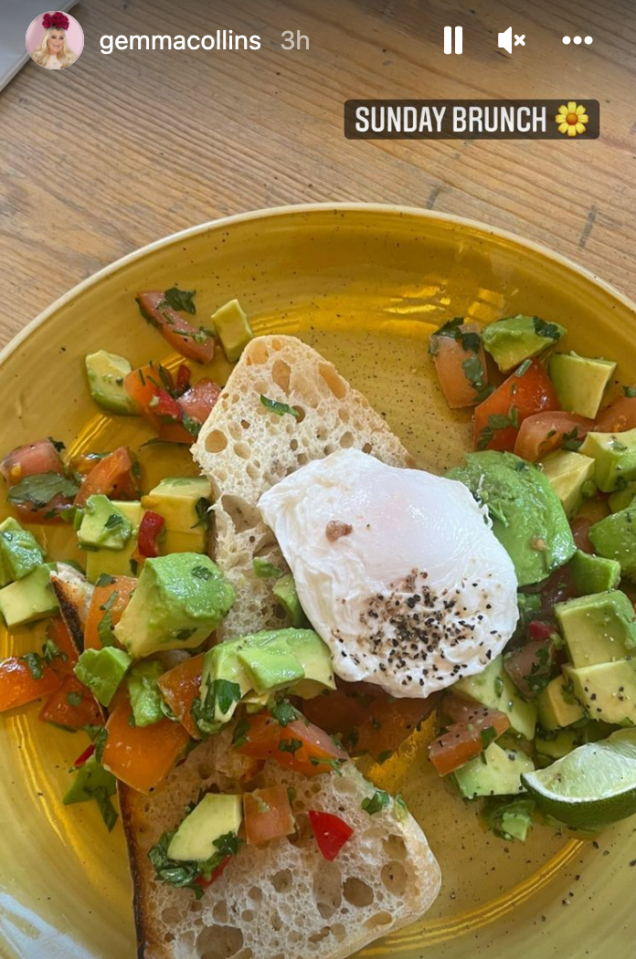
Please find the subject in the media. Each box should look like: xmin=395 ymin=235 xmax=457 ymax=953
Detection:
xmin=270 ymin=700 xmax=300 ymax=727
xmin=95 ymin=573 xmax=117 ymax=587
xmin=624 ymin=386 xmax=636 ymax=398
xmin=105 ymin=513 xmax=124 ymax=530
xmin=361 ymin=789 xmax=391 ymax=815
xmin=42 ymin=638 xmax=67 ymax=666
xmin=260 ymin=395 xmax=300 ymax=418
xmin=532 ymin=317 xmax=563 ymax=340
xmin=480 ymin=726 xmax=498 ymax=750
xmin=477 ymin=408 xmax=520 ymax=450
xmin=192 ymin=497 xmax=211 ymax=530
xmin=494 ymin=676 xmax=505 ymax=697
xmin=377 ymin=750 xmax=393 ymax=764
xmin=8 ymin=473 xmax=79 ymax=509
xmin=20 ymin=651 xmax=44 ymax=680
xmin=163 ymin=287 xmax=197 ymax=314
xmin=231 ymin=716 xmax=250 ymax=748
xmin=462 ymin=354 xmax=493 ymax=403
xmin=175 ymin=628 xmax=197 ymax=641
xmin=561 ymin=427 xmax=584 ymax=452
xmin=66 ymin=691 xmax=84 ymax=707
xmin=191 ymin=565 xmax=214 ymax=581
xmin=278 ymin=738 xmax=303 ymax=754
xmin=515 ymin=358 xmax=532 ymax=377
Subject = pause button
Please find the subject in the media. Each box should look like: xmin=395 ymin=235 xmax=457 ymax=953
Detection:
xmin=444 ymin=26 xmax=464 ymax=54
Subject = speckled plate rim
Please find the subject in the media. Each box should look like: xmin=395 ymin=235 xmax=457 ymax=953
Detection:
xmin=3 ymin=202 xmax=636 ymax=366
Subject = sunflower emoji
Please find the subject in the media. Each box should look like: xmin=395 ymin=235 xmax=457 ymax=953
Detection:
xmin=555 ymin=101 xmax=589 ymax=137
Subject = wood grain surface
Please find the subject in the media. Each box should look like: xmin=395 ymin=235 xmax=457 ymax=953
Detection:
xmin=1 ymin=0 xmax=635 ymax=348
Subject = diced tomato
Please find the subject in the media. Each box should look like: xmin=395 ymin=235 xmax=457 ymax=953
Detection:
xmin=84 ymin=576 xmax=137 ymax=650
xmin=39 ymin=675 xmax=103 ymax=728
xmin=474 ymin=359 xmax=560 ymax=453
xmin=431 ymin=322 xmax=490 ymax=410
xmin=428 ymin=703 xmax=510 ymax=776
xmin=0 ymin=657 xmax=60 ymax=712
xmin=244 ymin=785 xmax=295 ymax=845
xmin=178 ymin=379 xmax=222 ymax=425
xmin=238 ymin=712 xmax=349 ymax=777
xmin=528 ymin=620 xmax=553 ymax=642
xmin=570 ymin=495 xmax=611 ymax=556
xmin=596 ymin=395 xmax=636 ymax=433
xmin=308 ymin=810 xmax=354 ymax=862
xmin=354 ymin=695 xmax=438 ymax=761
xmin=102 ymin=696 xmax=190 ymax=793
xmin=302 ymin=683 xmax=436 ymax=761
xmin=194 ymin=856 xmax=231 ymax=890
xmin=503 ymin=637 xmax=555 ymax=699
xmin=45 ymin=616 xmax=79 ymax=674
xmin=72 ymin=743 xmax=96 ymax=768
xmin=157 ymin=653 xmax=205 ymax=739
xmin=137 ymin=291 xmax=216 ymax=364
xmin=513 ymin=411 xmax=594 ymax=462
xmin=75 ymin=447 xmax=140 ymax=507
xmin=0 ymin=439 xmax=73 ymax=522
xmin=124 ymin=366 xmax=195 ymax=444
xmin=176 ymin=364 xmax=192 ymax=394
xmin=138 ymin=511 xmax=165 ymax=558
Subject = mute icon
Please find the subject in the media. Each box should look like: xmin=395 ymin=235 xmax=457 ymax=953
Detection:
xmin=498 ymin=26 xmax=513 ymax=53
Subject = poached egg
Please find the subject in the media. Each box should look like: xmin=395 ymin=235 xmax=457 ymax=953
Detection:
xmin=258 ymin=449 xmax=518 ymax=698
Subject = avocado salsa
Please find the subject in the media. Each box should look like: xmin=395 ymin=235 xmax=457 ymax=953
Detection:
xmin=1 ymin=294 xmax=636 ymax=894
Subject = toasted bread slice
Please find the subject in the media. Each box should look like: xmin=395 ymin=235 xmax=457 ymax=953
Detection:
xmin=121 ymin=729 xmax=441 ymax=959
xmin=192 ymin=335 xmax=413 ymax=639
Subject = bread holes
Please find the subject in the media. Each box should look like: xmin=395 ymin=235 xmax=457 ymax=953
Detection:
xmin=228 ymin=422 xmax=243 ymax=441
xmin=297 ymin=453 xmax=308 ymax=466
xmin=212 ymin=900 xmax=229 ymax=923
xmin=289 ymin=439 xmax=299 ymax=452
xmin=270 ymin=911 xmax=283 ymax=932
xmin=241 ymin=910 xmax=255 ymax=923
xmin=363 ymin=912 xmax=393 ymax=929
xmin=323 ymin=443 xmax=338 ymax=455
xmin=339 ymin=431 xmax=354 ymax=448
xmin=271 ymin=359 xmax=291 ymax=393
xmin=197 ymin=764 xmax=212 ymax=780
xmin=343 ymin=877 xmax=374 ymax=908
xmin=248 ymin=886 xmax=263 ymax=903
xmin=233 ymin=443 xmax=251 ymax=460
xmin=362 ymin=442 xmax=373 ymax=454
xmin=205 ymin=430 xmax=228 ymax=453
xmin=381 ymin=861 xmax=407 ymax=896
xmin=161 ymin=906 xmax=181 ymax=925
xmin=308 ymin=927 xmax=331 ymax=945
xmin=221 ymin=495 xmax=262 ymax=534
xmin=246 ymin=341 xmax=270 ymax=365
xmin=338 ymin=408 xmax=350 ymax=423
xmin=190 ymin=900 xmax=203 ymax=914
xmin=164 ymin=932 xmax=175 ymax=944
xmin=271 ymin=338 xmax=283 ymax=351
xmin=196 ymin=924 xmax=244 ymax=959
xmin=240 ymin=419 xmax=250 ymax=430
xmin=331 ymin=923 xmax=347 ymax=940
xmin=319 ymin=363 xmax=347 ymax=399
xmin=313 ymin=862 xmax=343 ymax=919
xmin=271 ymin=868 xmax=293 ymax=893
xmin=246 ymin=464 xmax=258 ymax=480
xmin=382 ymin=834 xmax=408 ymax=862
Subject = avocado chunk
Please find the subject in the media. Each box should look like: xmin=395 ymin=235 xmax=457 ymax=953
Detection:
xmin=454 ymin=742 xmax=535 ymax=799
xmin=85 ymin=501 xmax=143 ymax=582
xmin=569 ymin=550 xmax=621 ymax=596
xmin=142 ymin=477 xmax=210 ymax=532
xmin=540 ymin=450 xmax=595 ymax=519
xmin=272 ymin=573 xmax=309 ymax=628
xmin=564 ymin=659 xmax=636 ymax=725
xmin=555 ymin=591 xmax=636 ymax=667
xmin=167 ymin=793 xmax=243 ymax=862
xmin=453 ymin=655 xmax=537 ymax=740
xmin=162 ymin=529 xmax=206 ymax=555
xmin=74 ymin=647 xmax=132 ymax=706
xmin=0 ymin=518 xmax=45 ymax=586
xmin=0 ymin=562 xmax=58 ymax=627
xmin=211 ymin=298 xmax=253 ymax=363
xmin=534 ymin=721 xmax=611 ymax=761
xmin=549 ymin=352 xmax=617 ymax=419
xmin=85 ymin=350 xmax=139 ymax=416
xmin=127 ymin=659 xmax=166 ymax=727
xmin=589 ymin=505 xmax=636 ymax=582
xmin=64 ymin=754 xmax=117 ymax=804
xmin=77 ymin=495 xmax=133 ymax=551
xmin=609 ymin=481 xmax=636 ymax=514
xmin=114 ymin=553 xmax=235 ymax=658
xmin=200 ymin=628 xmax=335 ymax=725
xmin=448 ymin=451 xmax=576 ymax=587
xmin=481 ymin=315 xmax=566 ymax=373
xmin=579 ymin=428 xmax=636 ymax=492
xmin=482 ymin=796 xmax=535 ymax=841
xmin=537 ymin=673 xmax=586 ymax=730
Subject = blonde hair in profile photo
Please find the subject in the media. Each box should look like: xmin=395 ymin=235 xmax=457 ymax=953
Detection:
xmin=32 ymin=28 xmax=76 ymax=68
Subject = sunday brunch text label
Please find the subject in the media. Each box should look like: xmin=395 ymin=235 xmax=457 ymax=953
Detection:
xmin=344 ymin=100 xmax=600 ymax=140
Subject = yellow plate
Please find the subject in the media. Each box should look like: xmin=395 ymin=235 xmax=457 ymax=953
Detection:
xmin=0 ymin=205 xmax=634 ymax=959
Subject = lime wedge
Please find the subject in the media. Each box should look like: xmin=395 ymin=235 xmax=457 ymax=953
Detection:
xmin=522 ymin=728 xmax=636 ymax=830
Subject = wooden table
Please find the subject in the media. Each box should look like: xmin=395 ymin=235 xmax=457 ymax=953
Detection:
xmin=2 ymin=0 xmax=635 ymax=349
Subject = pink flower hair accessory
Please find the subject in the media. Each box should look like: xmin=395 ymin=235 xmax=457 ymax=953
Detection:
xmin=43 ymin=12 xmax=70 ymax=31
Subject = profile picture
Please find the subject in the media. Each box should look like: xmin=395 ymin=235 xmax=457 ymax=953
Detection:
xmin=25 ymin=11 xmax=84 ymax=70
